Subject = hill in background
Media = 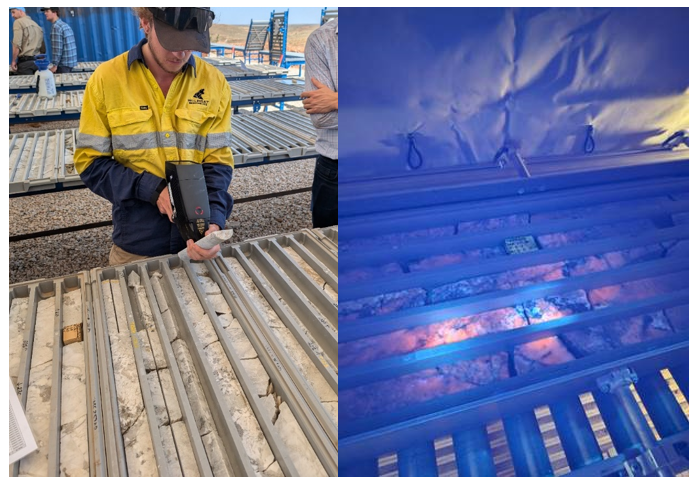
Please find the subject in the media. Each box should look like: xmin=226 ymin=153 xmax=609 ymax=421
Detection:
xmin=210 ymin=24 xmax=319 ymax=54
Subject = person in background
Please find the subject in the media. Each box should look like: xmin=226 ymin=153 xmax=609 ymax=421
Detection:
xmin=301 ymin=18 xmax=338 ymax=229
xmin=41 ymin=7 xmax=78 ymax=73
xmin=74 ymin=7 xmax=234 ymax=265
xmin=9 ymin=7 xmax=44 ymax=75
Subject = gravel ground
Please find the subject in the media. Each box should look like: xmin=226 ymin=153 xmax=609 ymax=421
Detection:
xmin=9 ymin=118 xmax=317 ymax=284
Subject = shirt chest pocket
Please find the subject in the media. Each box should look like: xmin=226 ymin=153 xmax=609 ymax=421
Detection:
xmin=174 ymin=108 xmax=215 ymax=136
xmin=107 ymin=108 xmax=153 ymax=136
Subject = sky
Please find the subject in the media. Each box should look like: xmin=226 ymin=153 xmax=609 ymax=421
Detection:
xmin=211 ymin=7 xmax=337 ymax=26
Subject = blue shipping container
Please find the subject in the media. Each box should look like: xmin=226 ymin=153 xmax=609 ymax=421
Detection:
xmin=9 ymin=7 xmax=144 ymax=64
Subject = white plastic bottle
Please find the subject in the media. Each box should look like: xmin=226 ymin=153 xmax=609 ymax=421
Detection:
xmin=35 ymin=55 xmax=56 ymax=99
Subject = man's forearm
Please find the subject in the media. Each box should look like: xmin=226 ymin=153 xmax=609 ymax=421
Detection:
xmin=12 ymin=45 xmax=20 ymax=63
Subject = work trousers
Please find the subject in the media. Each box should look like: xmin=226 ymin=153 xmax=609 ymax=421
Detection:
xmin=311 ymin=155 xmax=338 ymax=228
xmin=15 ymin=59 xmax=37 ymax=75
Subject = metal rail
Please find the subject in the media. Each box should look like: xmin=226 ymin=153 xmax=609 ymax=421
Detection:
xmin=9 ymin=80 xmax=305 ymax=123
xmin=10 ymin=274 xmax=104 ymax=476
xmin=8 ymin=110 xmax=315 ymax=195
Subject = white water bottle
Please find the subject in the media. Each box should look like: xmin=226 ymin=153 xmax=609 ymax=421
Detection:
xmin=35 ymin=55 xmax=56 ymax=99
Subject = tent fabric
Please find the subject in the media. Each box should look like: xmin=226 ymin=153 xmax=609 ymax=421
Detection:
xmin=340 ymin=7 xmax=688 ymax=181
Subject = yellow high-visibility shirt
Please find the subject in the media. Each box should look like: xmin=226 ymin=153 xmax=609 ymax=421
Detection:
xmin=75 ymin=48 xmax=233 ymax=177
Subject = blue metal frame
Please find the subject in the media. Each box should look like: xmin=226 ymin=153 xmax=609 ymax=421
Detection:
xmin=340 ymin=194 xmax=686 ymax=274
xmin=342 ymin=221 xmax=687 ymax=302
xmin=339 ymin=150 xmax=688 ymax=218
xmin=503 ymin=411 xmax=554 ymax=476
xmin=243 ymin=18 xmax=268 ymax=64
xmin=340 ymin=253 xmax=687 ymax=344
xmin=9 ymin=113 xmax=81 ymax=124
xmin=10 ymin=84 xmax=86 ymax=94
xmin=268 ymin=10 xmax=288 ymax=67
xmin=340 ymin=173 xmax=687 ymax=243
xmin=341 ymin=288 xmax=688 ymax=390
xmin=339 ymin=334 xmax=687 ymax=459
xmin=452 ymin=427 xmax=497 ymax=476
xmin=549 ymin=397 xmax=603 ymax=470
xmin=634 ymin=373 xmax=689 ymax=438
xmin=10 ymin=95 xmax=300 ymax=124
xmin=320 ymin=7 xmax=338 ymax=26
xmin=397 ymin=442 xmax=438 ymax=476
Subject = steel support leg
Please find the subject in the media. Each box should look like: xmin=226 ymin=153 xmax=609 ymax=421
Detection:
xmin=502 ymin=411 xmax=553 ymax=476
xmin=669 ymin=364 xmax=688 ymax=400
xmin=339 ymin=458 xmax=380 ymax=477
xmin=452 ymin=426 xmax=496 ymax=476
xmin=397 ymin=442 xmax=438 ymax=477
xmin=635 ymin=372 xmax=689 ymax=438
xmin=550 ymin=397 xmax=603 ymax=470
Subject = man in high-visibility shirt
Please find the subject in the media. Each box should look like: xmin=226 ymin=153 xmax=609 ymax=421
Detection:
xmin=75 ymin=7 xmax=233 ymax=265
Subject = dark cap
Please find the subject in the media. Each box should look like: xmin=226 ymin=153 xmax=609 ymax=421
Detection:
xmin=40 ymin=7 xmax=59 ymax=12
xmin=148 ymin=7 xmax=214 ymax=53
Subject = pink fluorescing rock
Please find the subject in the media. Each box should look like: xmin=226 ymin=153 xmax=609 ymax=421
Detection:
xmin=408 ymin=247 xmax=506 ymax=273
xmin=427 ymin=262 xmax=565 ymax=305
xmin=518 ymin=290 xmax=596 ymax=367
xmin=521 ymin=290 xmax=614 ymax=358
xmin=560 ymin=326 xmax=613 ymax=357
xmin=338 ymin=288 xmax=427 ymax=322
xmin=408 ymin=253 xmax=467 ymax=273
xmin=338 ymin=307 xmax=526 ymax=368
xmin=427 ymin=274 xmax=500 ymax=304
xmin=531 ymin=196 xmax=671 ymax=223
xmin=664 ymin=305 xmax=688 ymax=332
xmin=340 ymin=263 xmax=403 ymax=285
xmin=563 ymin=256 xmax=611 ymax=277
xmin=537 ymin=219 xmax=656 ymax=249
xmin=457 ymin=214 xmax=530 ymax=235
xmin=603 ymin=311 xmax=673 ymax=346
xmin=497 ymin=262 xmax=566 ymax=290
xmin=588 ymin=273 xmax=688 ymax=309
xmin=513 ymin=338 xmax=576 ymax=375
xmin=341 ymin=226 xmax=456 ymax=252
xmin=602 ymin=244 xmax=664 ymax=269
xmin=522 ymin=290 xmax=591 ymax=323
xmin=339 ymin=353 xmax=509 ymax=422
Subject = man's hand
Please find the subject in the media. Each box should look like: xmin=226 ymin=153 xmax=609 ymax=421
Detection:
xmin=300 ymin=78 xmax=338 ymax=114
xmin=186 ymin=224 xmax=221 ymax=261
xmin=49 ymin=65 xmax=57 ymax=73
xmin=11 ymin=61 xmax=17 ymax=71
xmin=157 ymin=186 xmax=173 ymax=222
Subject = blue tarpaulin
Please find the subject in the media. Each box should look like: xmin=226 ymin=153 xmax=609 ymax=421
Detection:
xmin=340 ymin=8 xmax=688 ymax=181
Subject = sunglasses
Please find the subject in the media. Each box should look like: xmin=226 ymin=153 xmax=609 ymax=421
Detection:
xmin=151 ymin=7 xmax=215 ymax=34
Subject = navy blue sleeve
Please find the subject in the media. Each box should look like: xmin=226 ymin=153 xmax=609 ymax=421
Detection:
xmin=79 ymin=156 xmax=165 ymax=205
xmin=202 ymin=162 xmax=234 ymax=229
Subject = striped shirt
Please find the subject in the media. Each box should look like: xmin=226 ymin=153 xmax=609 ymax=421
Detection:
xmin=50 ymin=18 xmax=77 ymax=68
xmin=304 ymin=18 xmax=338 ymax=160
